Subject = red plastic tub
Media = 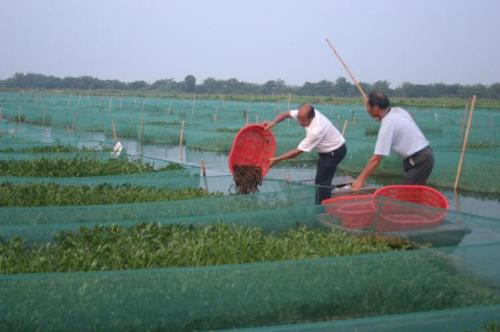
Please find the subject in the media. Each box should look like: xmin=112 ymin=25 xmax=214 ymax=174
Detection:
xmin=321 ymin=194 xmax=375 ymax=229
xmin=372 ymin=185 xmax=449 ymax=232
xmin=228 ymin=124 xmax=276 ymax=176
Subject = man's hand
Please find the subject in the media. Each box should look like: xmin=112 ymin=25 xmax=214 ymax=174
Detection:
xmin=269 ymin=157 xmax=279 ymax=168
xmin=351 ymin=178 xmax=364 ymax=191
xmin=262 ymin=120 xmax=274 ymax=131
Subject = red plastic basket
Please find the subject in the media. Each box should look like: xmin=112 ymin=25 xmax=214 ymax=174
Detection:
xmin=321 ymin=194 xmax=375 ymax=229
xmin=372 ymin=185 xmax=449 ymax=232
xmin=228 ymin=124 xmax=276 ymax=176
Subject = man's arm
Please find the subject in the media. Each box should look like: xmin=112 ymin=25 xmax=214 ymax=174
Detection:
xmin=269 ymin=148 xmax=302 ymax=168
xmin=263 ymin=111 xmax=292 ymax=131
xmin=351 ymin=155 xmax=383 ymax=190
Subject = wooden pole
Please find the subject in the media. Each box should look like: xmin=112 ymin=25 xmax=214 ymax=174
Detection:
xmin=459 ymin=101 xmax=469 ymax=147
xmin=179 ymin=120 xmax=185 ymax=147
xmin=200 ymin=160 xmax=209 ymax=192
xmin=42 ymin=109 xmax=46 ymax=127
xmin=453 ymin=189 xmax=461 ymax=213
xmin=112 ymin=120 xmax=118 ymax=140
xmin=454 ymin=95 xmax=477 ymax=190
xmin=325 ymin=38 xmax=368 ymax=100
xmin=341 ymin=119 xmax=348 ymax=136
xmin=139 ymin=107 xmax=145 ymax=143
xmin=179 ymin=120 xmax=186 ymax=162
xmin=213 ymin=106 xmax=218 ymax=122
xmin=191 ymin=95 xmax=196 ymax=118
xmin=109 ymin=97 xmax=112 ymax=113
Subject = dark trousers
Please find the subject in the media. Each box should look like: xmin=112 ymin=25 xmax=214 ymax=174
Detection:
xmin=315 ymin=144 xmax=347 ymax=204
xmin=402 ymin=146 xmax=434 ymax=185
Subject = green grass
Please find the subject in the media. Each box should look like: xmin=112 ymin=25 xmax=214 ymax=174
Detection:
xmin=0 ymin=183 xmax=213 ymax=207
xmin=0 ymin=223 xmax=416 ymax=274
xmin=0 ymin=144 xmax=111 ymax=153
xmin=0 ymin=157 xmax=182 ymax=177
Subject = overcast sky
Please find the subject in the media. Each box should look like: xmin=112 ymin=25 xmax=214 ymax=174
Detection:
xmin=1 ymin=0 xmax=499 ymax=87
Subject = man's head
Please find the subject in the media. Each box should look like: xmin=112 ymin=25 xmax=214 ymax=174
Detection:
xmin=297 ymin=103 xmax=315 ymax=127
xmin=366 ymin=91 xmax=390 ymax=120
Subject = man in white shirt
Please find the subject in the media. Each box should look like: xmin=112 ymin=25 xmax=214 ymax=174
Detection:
xmin=263 ymin=103 xmax=347 ymax=203
xmin=352 ymin=92 xmax=434 ymax=191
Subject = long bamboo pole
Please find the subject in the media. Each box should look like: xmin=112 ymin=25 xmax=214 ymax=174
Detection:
xmin=459 ymin=101 xmax=469 ymax=147
xmin=341 ymin=119 xmax=348 ymax=136
xmin=454 ymin=95 xmax=477 ymax=190
xmin=325 ymin=38 xmax=368 ymax=100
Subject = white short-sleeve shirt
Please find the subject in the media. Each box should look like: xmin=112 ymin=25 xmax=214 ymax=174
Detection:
xmin=290 ymin=109 xmax=345 ymax=153
xmin=374 ymin=107 xmax=429 ymax=158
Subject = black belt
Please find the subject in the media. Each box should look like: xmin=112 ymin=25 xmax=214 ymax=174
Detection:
xmin=318 ymin=143 xmax=346 ymax=156
xmin=406 ymin=145 xmax=430 ymax=161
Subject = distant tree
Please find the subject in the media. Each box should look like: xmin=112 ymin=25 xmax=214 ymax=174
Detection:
xmin=372 ymin=80 xmax=391 ymax=95
xmin=183 ymin=75 xmax=196 ymax=92
xmin=488 ymin=83 xmax=500 ymax=99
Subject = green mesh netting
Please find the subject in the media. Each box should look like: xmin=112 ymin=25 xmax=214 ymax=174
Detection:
xmin=2 ymin=91 xmax=499 ymax=193
xmin=0 ymin=181 xmax=316 ymax=244
xmin=1 ymin=239 xmax=499 ymax=331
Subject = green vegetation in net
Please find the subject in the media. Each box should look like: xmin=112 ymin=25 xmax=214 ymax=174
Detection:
xmin=0 ymin=144 xmax=112 ymax=153
xmin=0 ymin=183 xmax=214 ymax=207
xmin=1 ymin=236 xmax=498 ymax=331
xmin=0 ymin=223 xmax=418 ymax=274
xmin=0 ymin=157 xmax=182 ymax=177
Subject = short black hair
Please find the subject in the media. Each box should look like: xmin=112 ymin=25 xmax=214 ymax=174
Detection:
xmin=299 ymin=103 xmax=315 ymax=119
xmin=368 ymin=91 xmax=390 ymax=109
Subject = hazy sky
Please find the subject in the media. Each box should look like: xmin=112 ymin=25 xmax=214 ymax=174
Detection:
xmin=1 ymin=0 xmax=499 ymax=87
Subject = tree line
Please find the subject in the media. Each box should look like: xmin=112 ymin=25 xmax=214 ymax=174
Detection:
xmin=1 ymin=73 xmax=499 ymax=99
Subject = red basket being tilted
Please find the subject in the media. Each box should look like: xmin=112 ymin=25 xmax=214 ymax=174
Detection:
xmin=228 ymin=124 xmax=276 ymax=176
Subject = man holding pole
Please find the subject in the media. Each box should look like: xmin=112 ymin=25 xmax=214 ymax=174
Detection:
xmin=351 ymin=91 xmax=434 ymax=191
xmin=263 ymin=103 xmax=347 ymax=204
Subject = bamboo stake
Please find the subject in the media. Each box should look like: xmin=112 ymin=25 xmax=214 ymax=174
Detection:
xmin=256 ymin=114 xmax=259 ymax=123
xmin=214 ymin=106 xmax=218 ymax=122
xmin=453 ymin=189 xmax=461 ymax=213
xmin=325 ymin=38 xmax=368 ymax=100
xmin=459 ymin=101 xmax=469 ymax=147
xmin=190 ymin=95 xmax=196 ymax=118
xmin=139 ymin=108 xmax=145 ymax=143
xmin=42 ymin=109 xmax=46 ymax=127
xmin=179 ymin=120 xmax=185 ymax=163
xmin=179 ymin=120 xmax=185 ymax=147
xmin=112 ymin=121 xmax=118 ymax=140
xmin=454 ymin=95 xmax=477 ymax=190
xmin=200 ymin=160 xmax=209 ymax=192
xmin=341 ymin=119 xmax=348 ymax=136
xmin=109 ymin=97 xmax=112 ymax=113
